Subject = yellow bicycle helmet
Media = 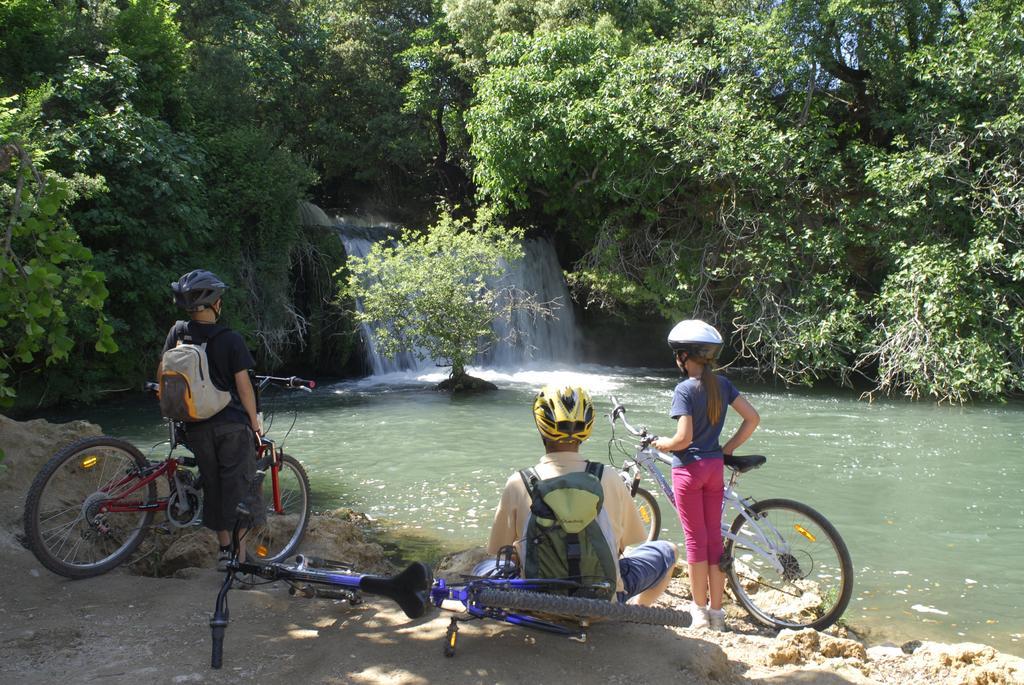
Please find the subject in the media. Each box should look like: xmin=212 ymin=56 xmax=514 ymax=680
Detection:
xmin=533 ymin=385 xmax=595 ymax=444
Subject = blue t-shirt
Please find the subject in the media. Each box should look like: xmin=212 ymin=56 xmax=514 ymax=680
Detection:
xmin=668 ymin=374 xmax=740 ymax=467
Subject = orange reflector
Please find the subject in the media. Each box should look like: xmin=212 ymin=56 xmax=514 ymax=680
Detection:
xmin=81 ymin=456 xmax=98 ymax=469
xmin=794 ymin=524 xmax=816 ymax=542
xmin=256 ymin=545 xmax=270 ymax=558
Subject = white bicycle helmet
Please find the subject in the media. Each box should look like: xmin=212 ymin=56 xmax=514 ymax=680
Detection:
xmin=667 ymin=319 xmax=723 ymax=363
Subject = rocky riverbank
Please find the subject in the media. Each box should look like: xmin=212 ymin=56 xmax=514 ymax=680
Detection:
xmin=1 ymin=415 xmax=1021 ymax=684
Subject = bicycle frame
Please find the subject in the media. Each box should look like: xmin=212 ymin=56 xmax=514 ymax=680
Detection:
xmin=94 ymin=456 xmax=189 ymax=515
xmin=94 ymin=374 xmax=315 ymax=527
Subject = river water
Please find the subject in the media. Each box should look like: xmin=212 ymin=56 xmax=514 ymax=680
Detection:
xmin=46 ymin=364 xmax=1024 ymax=655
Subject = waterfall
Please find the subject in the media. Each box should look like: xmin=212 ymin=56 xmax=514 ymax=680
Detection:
xmin=336 ymin=224 xmax=580 ymax=376
xmin=336 ymin=224 xmax=425 ymax=375
xmin=478 ymin=238 xmax=580 ymax=367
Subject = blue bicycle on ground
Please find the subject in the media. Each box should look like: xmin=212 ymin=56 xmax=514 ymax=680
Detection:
xmin=210 ymin=518 xmax=692 ymax=667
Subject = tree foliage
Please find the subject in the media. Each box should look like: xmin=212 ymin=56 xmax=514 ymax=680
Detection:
xmin=0 ymin=133 xmax=116 ymax=405
xmin=466 ymin=0 xmax=1024 ymax=402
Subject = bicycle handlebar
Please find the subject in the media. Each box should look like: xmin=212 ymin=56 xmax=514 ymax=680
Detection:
xmin=607 ymin=396 xmax=675 ymax=465
xmin=255 ymin=375 xmax=316 ymax=391
xmin=608 ymin=395 xmax=653 ymax=440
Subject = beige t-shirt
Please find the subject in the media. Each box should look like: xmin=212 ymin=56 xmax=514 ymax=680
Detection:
xmin=486 ymin=452 xmax=647 ymax=594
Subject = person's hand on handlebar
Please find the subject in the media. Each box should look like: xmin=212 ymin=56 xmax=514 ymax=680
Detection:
xmin=651 ymin=437 xmax=673 ymax=453
xmin=250 ymin=414 xmax=264 ymax=438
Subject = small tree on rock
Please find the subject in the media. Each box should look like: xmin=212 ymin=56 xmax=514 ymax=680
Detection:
xmin=343 ymin=210 xmax=547 ymax=390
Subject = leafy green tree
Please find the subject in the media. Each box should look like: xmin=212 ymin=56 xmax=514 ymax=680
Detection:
xmin=466 ymin=2 xmax=1023 ymax=401
xmin=110 ymin=0 xmax=192 ymax=124
xmin=401 ymin=6 xmax=475 ymax=204
xmin=0 ymin=0 xmax=71 ymax=93
xmin=443 ymin=0 xmax=695 ymax=66
xmin=0 ymin=132 xmax=116 ymax=405
xmin=32 ymin=53 xmax=214 ymax=391
xmin=343 ymin=210 xmax=537 ymax=384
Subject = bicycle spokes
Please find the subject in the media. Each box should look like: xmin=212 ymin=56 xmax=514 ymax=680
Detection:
xmin=725 ymin=500 xmax=852 ymax=631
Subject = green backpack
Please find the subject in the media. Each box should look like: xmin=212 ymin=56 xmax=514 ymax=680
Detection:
xmin=519 ymin=461 xmax=619 ymax=600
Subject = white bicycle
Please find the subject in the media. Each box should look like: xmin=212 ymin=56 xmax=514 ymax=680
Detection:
xmin=607 ymin=397 xmax=853 ymax=631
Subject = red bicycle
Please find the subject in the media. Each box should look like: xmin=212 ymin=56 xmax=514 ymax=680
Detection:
xmin=22 ymin=375 xmax=315 ymax=578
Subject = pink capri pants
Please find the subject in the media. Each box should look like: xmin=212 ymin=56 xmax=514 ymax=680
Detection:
xmin=672 ymin=459 xmax=724 ymax=564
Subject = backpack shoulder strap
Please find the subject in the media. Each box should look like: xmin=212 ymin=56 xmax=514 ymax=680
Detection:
xmin=518 ymin=467 xmax=541 ymax=502
xmin=584 ymin=461 xmax=604 ymax=480
xmin=172 ymin=320 xmax=188 ymax=346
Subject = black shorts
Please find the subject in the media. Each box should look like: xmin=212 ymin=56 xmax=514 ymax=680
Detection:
xmin=185 ymin=422 xmax=263 ymax=531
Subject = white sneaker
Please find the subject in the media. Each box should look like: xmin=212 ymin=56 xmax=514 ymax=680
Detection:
xmin=689 ymin=602 xmax=709 ymax=630
xmin=708 ymin=608 xmax=728 ymax=632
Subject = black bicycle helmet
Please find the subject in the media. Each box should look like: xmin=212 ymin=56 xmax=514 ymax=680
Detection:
xmin=667 ymin=319 xmax=723 ymax=363
xmin=171 ymin=269 xmax=227 ymax=311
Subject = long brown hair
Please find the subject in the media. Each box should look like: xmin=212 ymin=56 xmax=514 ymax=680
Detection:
xmin=678 ymin=351 xmax=722 ymax=424
xmin=702 ymin=363 xmax=722 ymax=425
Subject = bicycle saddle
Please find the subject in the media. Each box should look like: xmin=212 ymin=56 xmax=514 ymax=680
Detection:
xmin=724 ymin=455 xmax=766 ymax=473
xmin=359 ymin=562 xmax=433 ymax=619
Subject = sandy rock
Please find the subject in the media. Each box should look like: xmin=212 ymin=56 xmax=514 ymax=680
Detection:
xmin=672 ymin=639 xmax=735 ymax=683
xmin=433 ymin=545 xmax=491 ymax=579
xmin=767 ymin=628 xmax=867 ymax=666
xmin=158 ymin=530 xmax=219 ymax=575
xmin=911 ymin=642 xmax=1024 ymax=685
xmin=298 ymin=509 xmax=392 ymax=573
xmin=0 ymin=415 xmax=101 ymax=527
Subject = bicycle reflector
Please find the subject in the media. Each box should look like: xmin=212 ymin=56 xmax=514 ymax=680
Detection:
xmin=794 ymin=524 xmax=816 ymax=542
xmin=81 ymin=456 xmax=98 ymax=469
xmin=255 ymin=545 xmax=270 ymax=558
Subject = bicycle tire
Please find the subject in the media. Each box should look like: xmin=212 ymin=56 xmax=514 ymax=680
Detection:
xmin=724 ymin=498 xmax=853 ymax=631
xmin=23 ymin=436 xmax=156 ymax=578
xmin=473 ymin=589 xmax=691 ymax=627
xmin=247 ymin=453 xmax=311 ymax=562
xmin=633 ymin=487 xmax=661 ymax=543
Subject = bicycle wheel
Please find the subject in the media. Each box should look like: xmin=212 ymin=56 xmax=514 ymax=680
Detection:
xmin=633 ymin=487 xmax=661 ymax=542
xmin=473 ymin=589 xmax=691 ymax=627
xmin=247 ymin=453 xmax=310 ymax=562
xmin=723 ymin=498 xmax=853 ymax=631
xmin=23 ymin=436 xmax=156 ymax=578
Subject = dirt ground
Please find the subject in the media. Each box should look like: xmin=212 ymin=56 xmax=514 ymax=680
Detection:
xmin=2 ymin=415 xmax=1022 ymax=685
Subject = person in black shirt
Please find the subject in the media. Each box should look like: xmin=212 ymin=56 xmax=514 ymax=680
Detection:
xmin=159 ymin=269 xmax=262 ymax=569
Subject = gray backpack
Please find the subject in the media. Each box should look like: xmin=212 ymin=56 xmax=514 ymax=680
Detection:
xmin=158 ymin=323 xmax=231 ymax=421
xmin=519 ymin=461 xmax=619 ymax=600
